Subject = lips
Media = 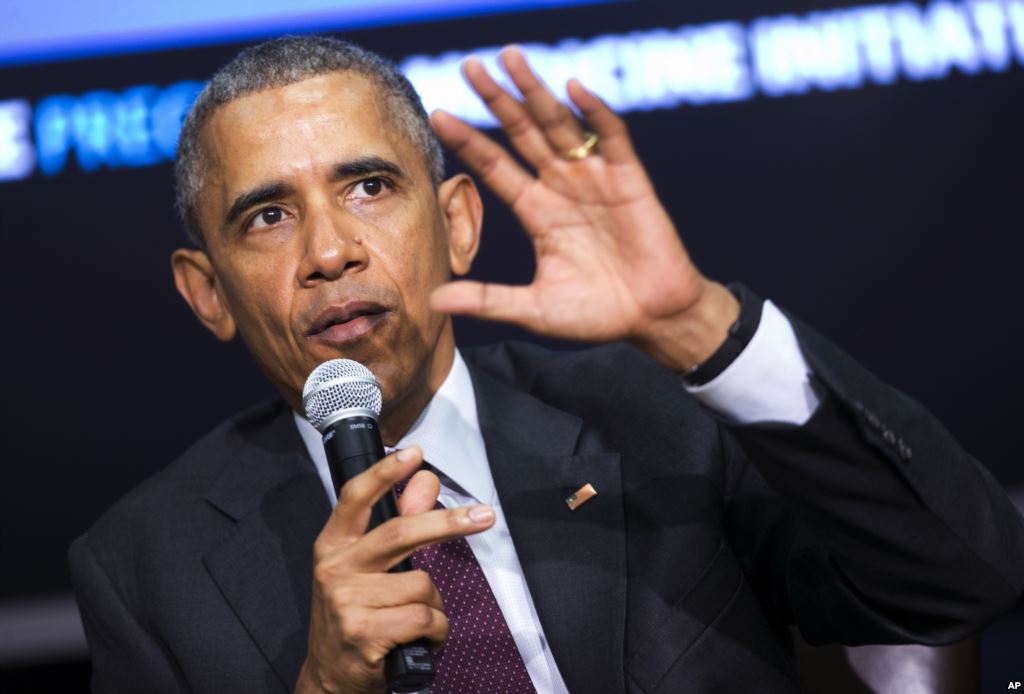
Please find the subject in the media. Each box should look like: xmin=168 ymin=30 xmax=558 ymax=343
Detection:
xmin=307 ymin=301 xmax=391 ymax=344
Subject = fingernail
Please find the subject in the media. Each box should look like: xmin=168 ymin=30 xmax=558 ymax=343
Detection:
xmin=468 ymin=505 xmax=494 ymax=524
xmin=396 ymin=447 xmax=418 ymax=463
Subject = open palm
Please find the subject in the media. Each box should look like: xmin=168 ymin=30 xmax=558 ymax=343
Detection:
xmin=430 ymin=47 xmax=708 ymax=344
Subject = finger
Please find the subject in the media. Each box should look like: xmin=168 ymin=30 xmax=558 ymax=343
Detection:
xmin=500 ymin=46 xmax=587 ymax=156
xmin=431 ymin=109 xmax=533 ymax=209
xmin=566 ymin=78 xmax=638 ymax=165
xmin=351 ymin=504 xmax=495 ymax=572
xmin=430 ymin=281 xmax=538 ymax=331
xmin=335 ymin=570 xmax=444 ymax=612
xmin=318 ymin=447 xmax=424 ymax=550
xmin=397 ymin=469 xmax=441 ymax=516
xmin=361 ymin=604 xmax=450 ymax=652
xmin=461 ymin=57 xmax=558 ymax=171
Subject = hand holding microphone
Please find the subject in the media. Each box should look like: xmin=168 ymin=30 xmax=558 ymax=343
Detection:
xmin=294 ymin=359 xmax=495 ymax=694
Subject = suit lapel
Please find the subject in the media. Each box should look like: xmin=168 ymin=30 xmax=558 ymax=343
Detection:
xmin=196 ymin=369 xmax=629 ymax=692
xmin=470 ymin=366 xmax=627 ymax=693
xmin=202 ymin=404 xmax=329 ymax=693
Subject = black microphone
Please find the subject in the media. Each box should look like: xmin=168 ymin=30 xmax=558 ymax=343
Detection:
xmin=303 ymin=358 xmax=436 ymax=693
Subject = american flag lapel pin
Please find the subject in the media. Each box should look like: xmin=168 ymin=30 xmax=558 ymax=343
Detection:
xmin=565 ymin=483 xmax=597 ymax=511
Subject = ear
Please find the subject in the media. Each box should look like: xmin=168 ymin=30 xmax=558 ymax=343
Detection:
xmin=171 ymin=248 xmax=237 ymax=342
xmin=437 ymin=173 xmax=483 ymax=276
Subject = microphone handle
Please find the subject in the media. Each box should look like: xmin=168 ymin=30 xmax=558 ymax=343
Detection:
xmin=323 ymin=416 xmax=436 ymax=693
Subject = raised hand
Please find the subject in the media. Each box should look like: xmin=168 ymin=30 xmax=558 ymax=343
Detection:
xmin=429 ymin=46 xmax=738 ymax=371
xmin=294 ymin=447 xmax=495 ymax=694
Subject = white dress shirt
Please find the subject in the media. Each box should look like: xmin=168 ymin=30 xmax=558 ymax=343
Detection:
xmin=685 ymin=299 xmax=820 ymax=424
xmin=293 ymin=298 xmax=818 ymax=693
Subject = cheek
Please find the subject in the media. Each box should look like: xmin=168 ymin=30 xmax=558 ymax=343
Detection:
xmin=394 ymin=229 xmax=449 ymax=318
xmin=366 ymin=206 xmax=449 ymax=314
xmin=220 ymin=257 xmax=296 ymax=347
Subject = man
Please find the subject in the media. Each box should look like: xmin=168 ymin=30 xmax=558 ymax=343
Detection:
xmin=69 ymin=36 xmax=1024 ymax=694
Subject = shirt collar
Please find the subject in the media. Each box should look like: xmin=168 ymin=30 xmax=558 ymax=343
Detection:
xmin=293 ymin=349 xmax=495 ymax=506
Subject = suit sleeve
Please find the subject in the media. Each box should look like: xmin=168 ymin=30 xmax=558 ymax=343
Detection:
xmin=69 ymin=534 xmax=188 ymax=694
xmin=718 ymin=316 xmax=1024 ymax=646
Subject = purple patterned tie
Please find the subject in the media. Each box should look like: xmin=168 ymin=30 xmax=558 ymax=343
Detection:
xmin=394 ymin=477 xmax=536 ymax=694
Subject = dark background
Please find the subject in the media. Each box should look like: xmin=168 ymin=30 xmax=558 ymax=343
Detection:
xmin=2 ymin=0 xmax=1022 ymax=690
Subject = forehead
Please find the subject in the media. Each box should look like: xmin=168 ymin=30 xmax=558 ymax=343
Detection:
xmin=199 ymin=72 xmax=414 ymax=217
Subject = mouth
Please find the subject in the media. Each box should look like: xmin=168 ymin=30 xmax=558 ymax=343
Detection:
xmin=307 ymin=301 xmax=392 ymax=345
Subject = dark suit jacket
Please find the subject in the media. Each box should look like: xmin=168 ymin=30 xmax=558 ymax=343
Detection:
xmin=69 ymin=319 xmax=1024 ymax=693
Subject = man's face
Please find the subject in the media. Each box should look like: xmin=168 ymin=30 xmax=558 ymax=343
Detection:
xmin=189 ymin=72 xmax=464 ymax=423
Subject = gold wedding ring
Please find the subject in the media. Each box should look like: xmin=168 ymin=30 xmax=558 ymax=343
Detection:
xmin=563 ymin=132 xmax=599 ymax=161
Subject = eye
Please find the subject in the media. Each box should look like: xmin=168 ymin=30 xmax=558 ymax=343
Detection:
xmin=348 ymin=177 xmax=390 ymax=200
xmin=248 ymin=206 xmax=286 ymax=231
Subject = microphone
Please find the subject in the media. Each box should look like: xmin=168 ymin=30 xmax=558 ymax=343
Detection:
xmin=303 ymin=358 xmax=437 ymax=693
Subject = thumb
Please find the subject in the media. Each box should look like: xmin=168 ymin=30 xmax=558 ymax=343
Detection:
xmin=430 ymin=280 xmax=537 ymax=329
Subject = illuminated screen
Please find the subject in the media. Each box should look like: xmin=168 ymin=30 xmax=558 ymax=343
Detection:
xmin=4 ymin=1 xmax=1023 ymax=181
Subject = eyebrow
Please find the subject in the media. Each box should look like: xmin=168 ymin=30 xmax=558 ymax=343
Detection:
xmin=223 ymin=182 xmax=293 ymax=228
xmin=221 ymin=155 xmax=406 ymax=230
xmin=331 ymin=155 xmax=404 ymax=182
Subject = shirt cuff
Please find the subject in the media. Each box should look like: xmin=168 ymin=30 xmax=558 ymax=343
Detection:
xmin=683 ymin=300 xmax=821 ymax=425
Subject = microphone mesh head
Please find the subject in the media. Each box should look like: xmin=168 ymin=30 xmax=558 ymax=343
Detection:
xmin=302 ymin=359 xmax=382 ymax=432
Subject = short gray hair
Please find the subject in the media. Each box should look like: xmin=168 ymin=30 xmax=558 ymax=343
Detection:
xmin=174 ymin=35 xmax=445 ymax=247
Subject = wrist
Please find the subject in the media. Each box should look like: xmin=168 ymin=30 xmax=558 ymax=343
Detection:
xmin=293 ymin=660 xmax=329 ymax=694
xmin=681 ymin=283 xmax=763 ymax=386
xmin=630 ymin=280 xmax=740 ymax=373
xmin=293 ymin=664 xmax=316 ymax=694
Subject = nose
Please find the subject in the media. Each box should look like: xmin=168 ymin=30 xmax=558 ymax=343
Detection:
xmin=297 ymin=203 xmax=369 ymax=286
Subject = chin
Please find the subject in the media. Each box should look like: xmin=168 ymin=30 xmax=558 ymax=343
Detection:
xmin=369 ymin=359 xmax=411 ymax=403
